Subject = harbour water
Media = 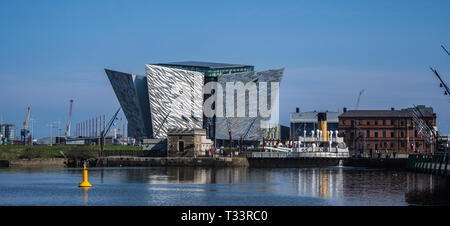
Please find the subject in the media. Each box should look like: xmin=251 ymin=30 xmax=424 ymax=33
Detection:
xmin=0 ymin=166 xmax=449 ymax=206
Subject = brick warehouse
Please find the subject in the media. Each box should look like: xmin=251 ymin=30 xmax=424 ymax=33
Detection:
xmin=338 ymin=105 xmax=437 ymax=155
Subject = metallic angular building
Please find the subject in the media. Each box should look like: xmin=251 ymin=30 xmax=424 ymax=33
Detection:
xmin=215 ymin=69 xmax=284 ymax=142
xmin=105 ymin=61 xmax=283 ymax=143
xmin=106 ymin=65 xmax=203 ymax=139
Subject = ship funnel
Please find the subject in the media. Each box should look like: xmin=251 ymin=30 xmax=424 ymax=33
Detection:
xmin=317 ymin=112 xmax=328 ymax=141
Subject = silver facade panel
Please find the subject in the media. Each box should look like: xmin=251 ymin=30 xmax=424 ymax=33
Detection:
xmin=105 ymin=69 xmax=151 ymax=139
xmin=215 ymin=69 xmax=284 ymax=141
xmin=145 ymin=64 xmax=204 ymax=139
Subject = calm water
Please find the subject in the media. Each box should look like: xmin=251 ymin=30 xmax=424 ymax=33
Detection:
xmin=0 ymin=166 xmax=449 ymax=206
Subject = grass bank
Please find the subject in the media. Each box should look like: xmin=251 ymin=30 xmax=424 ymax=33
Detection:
xmin=0 ymin=145 xmax=143 ymax=160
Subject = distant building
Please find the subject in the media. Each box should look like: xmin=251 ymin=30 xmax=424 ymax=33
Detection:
xmin=338 ymin=105 xmax=437 ymax=154
xmin=290 ymin=107 xmax=339 ymax=139
xmin=0 ymin=124 xmax=15 ymax=142
xmin=142 ymin=138 xmax=167 ymax=157
xmin=166 ymin=128 xmax=213 ymax=157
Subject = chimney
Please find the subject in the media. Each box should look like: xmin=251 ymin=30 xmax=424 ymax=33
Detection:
xmin=343 ymin=107 xmax=347 ymax=112
xmin=391 ymin=107 xmax=395 ymax=111
xmin=296 ymin=107 xmax=300 ymax=113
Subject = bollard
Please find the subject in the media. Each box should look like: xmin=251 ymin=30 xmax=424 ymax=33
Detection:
xmin=79 ymin=162 xmax=92 ymax=187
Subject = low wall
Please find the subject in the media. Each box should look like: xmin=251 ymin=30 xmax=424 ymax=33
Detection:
xmin=344 ymin=158 xmax=407 ymax=170
xmin=5 ymin=158 xmax=66 ymax=168
xmin=92 ymin=156 xmax=249 ymax=167
xmin=248 ymin=157 xmax=342 ymax=168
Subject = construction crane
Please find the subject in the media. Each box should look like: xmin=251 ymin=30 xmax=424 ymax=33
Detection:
xmin=239 ymin=117 xmax=258 ymax=152
xmin=21 ymin=107 xmax=31 ymax=144
xmin=225 ymin=117 xmax=233 ymax=157
xmin=355 ymin=89 xmax=364 ymax=110
xmin=100 ymin=108 xmax=121 ymax=154
xmin=65 ymin=99 xmax=73 ymax=137
xmin=442 ymin=45 xmax=450 ymax=57
xmin=430 ymin=67 xmax=450 ymax=97
xmin=118 ymin=117 xmax=123 ymax=137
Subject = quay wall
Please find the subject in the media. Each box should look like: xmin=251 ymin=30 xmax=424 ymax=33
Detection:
xmin=91 ymin=156 xmax=249 ymax=167
xmin=247 ymin=157 xmax=342 ymax=168
xmin=0 ymin=158 xmax=66 ymax=168
xmin=344 ymin=158 xmax=407 ymax=170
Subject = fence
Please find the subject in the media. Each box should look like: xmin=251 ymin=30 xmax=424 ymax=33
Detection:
xmin=406 ymin=153 xmax=449 ymax=176
xmin=250 ymin=152 xmax=349 ymax=158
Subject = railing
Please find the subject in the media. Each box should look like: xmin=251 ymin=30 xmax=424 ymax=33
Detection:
xmin=98 ymin=150 xmax=147 ymax=157
xmin=406 ymin=152 xmax=449 ymax=176
xmin=251 ymin=152 xmax=349 ymax=158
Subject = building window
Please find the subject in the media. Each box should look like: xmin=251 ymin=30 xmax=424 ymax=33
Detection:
xmin=374 ymin=131 xmax=378 ymax=138
xmin=391 ymin=120 xmax=394 ymax=125
xmin=390 ymin=130 xmax=395 ymax=137
xmin=382 ymin=130 xmax=386 ymax=138
xmin=401 ymin=131 xmax=404 ymax=138
xmin=366 ymin=130 xmax=370 ymax=137
xmin=178 ymin=141 xmax=184 ymax=152
xmin=401 ymin=120 xmax=405 ymax=126
xmin=342 ymin=120 xmax=346 ymax=125
xmin=350 ymin=120 xmax=354 ymax=126
xmin=366 ymin=120 xmax=370 ymax=125
xmin=382 ymin=120 xmax=386 ymax=125
xmin=358 ymin=120 xmax=362 ymax=125
xmin=375 ymin=120 xmax=378 ymax=125
xmin=390 ymin=142 xmax=395 ymax=148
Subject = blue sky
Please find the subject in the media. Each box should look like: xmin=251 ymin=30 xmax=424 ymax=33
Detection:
xmin=1 ymin=0 xmax=449 ymax=139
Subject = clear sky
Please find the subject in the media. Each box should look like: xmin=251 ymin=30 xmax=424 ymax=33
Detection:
xmin=1 ymin=0 xmax=449 ymax=139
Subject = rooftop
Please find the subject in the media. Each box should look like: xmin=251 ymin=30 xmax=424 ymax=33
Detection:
xmin=290 ymin=111 xmax=340 ymax=123
xmin=339 ymin=108 xmax=435 ymax=118
xmin=154 ymin=61 xmax=253 ymax=69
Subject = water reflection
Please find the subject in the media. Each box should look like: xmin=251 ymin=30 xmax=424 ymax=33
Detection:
xmin=81 ymin=188 xmax=89 ymax=205
xmin=405 ymin=173 xmax=450 ymax=206
xmin=1 ymin=166 xmax=449 ymax=205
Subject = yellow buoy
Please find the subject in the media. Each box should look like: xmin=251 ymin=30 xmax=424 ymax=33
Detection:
xmin=78 ymin=162 xmax=92 ymax=187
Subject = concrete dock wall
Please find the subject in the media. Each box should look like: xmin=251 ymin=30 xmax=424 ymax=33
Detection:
xmin=248 ymin=157 xmax=342 ymax=168
xmin=92 ymin=156 xmax=249 ymax=167
xmin=344 ymin=158 xmax=407 ymax=170
xmin=2 ymin=158 xmax=66 ymax=168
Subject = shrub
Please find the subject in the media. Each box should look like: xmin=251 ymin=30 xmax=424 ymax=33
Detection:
xmin=63 ymin=146 xmax=99 ymax=161
xmin=18 ymin=148 xmax=41 ymax=159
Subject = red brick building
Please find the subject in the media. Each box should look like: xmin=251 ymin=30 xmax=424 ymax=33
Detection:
xmin=338 ymin=106 xmax=437 ymax=155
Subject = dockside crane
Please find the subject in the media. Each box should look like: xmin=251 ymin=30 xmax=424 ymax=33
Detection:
xmin=225 ymin=117 xmax=233 ymax=157
xmin=118 ymin=117 xmax=123 ymax=137
xmin=430 ymin=67 xmax=450 ymax=99
xmin=100 ymin=108 xmax=121 ymax=154
xmin=442 ymin=45 xmax=450 ymax=57
xmin=355 ymin=89 xmax=364 ymax=110
xmin=21 ymin=107 xmax=31 ymax=144
xmin=239 ymin=117 xmax=258 ymax=152
xmin=65 ymin=100 xmax=73 ymax=137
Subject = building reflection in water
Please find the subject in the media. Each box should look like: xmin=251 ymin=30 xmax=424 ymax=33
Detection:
xmin=405 ymin=172 xmax=450 ymax=205
xmin=295 ymin=168 xmax=344 ymax=199
xmin=120 ymin=167 xmax=271 ymax=185
xmin=116 ymin=166 xmax=450 ymax=205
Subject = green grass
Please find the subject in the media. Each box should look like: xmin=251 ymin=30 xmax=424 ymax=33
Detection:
xmin=0 ymin=145 xmax=143 ymax=160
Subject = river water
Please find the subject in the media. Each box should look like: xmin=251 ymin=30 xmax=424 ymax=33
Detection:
xmin=0 ymin=166 xmax=449 ymax=206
